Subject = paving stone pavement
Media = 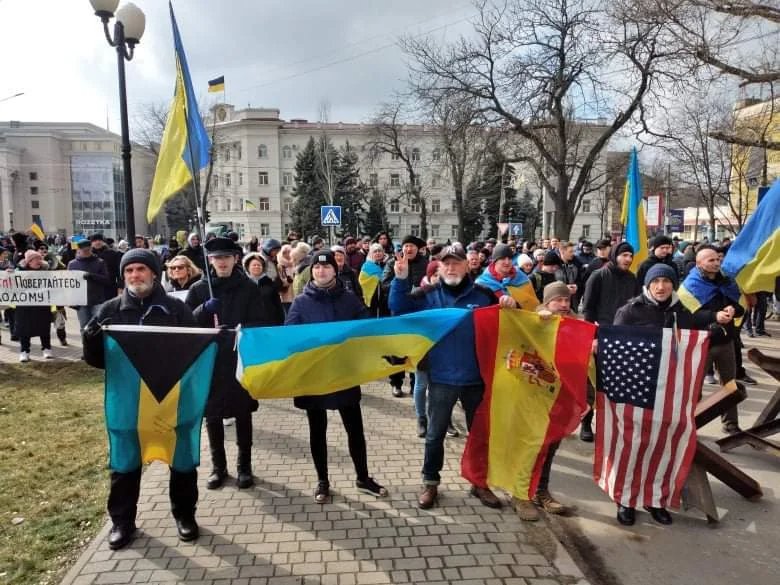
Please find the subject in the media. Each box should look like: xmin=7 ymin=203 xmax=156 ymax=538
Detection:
xmin=7 ymin=311 xmax=587 ymax=585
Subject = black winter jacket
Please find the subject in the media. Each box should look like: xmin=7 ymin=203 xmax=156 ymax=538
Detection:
xmin=583 ymin=263 xmax=637 ymax=325
xmin=381 ymin=253 xmax=428 ymax=294
xmin=614 ymin=291 xmax=710 ymax=330
xmin=67 ymin=254 xmax=112 ymax=306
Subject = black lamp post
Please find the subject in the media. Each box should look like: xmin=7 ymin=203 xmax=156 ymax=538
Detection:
xmin=90 ymin=0 xmax=145 ymax=244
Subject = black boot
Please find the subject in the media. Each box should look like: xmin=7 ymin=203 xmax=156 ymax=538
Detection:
xmin=205 ymin=419 xmax=227 ymax=490
xmin=417 ymin=416 xmax=427 ymax=438
xmin=579 ymin=411 xmax=594 ymax=442
xmin=237 ymin=449 xmax=254 ymax=489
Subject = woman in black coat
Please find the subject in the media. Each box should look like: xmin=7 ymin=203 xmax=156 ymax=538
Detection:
xmin=242 ymin=253 xmax=285 ymax=324
xmin=14 ymin=251 xmax=54 ymax=362
xmin=286 ymin=251 xmax=388 ymax=503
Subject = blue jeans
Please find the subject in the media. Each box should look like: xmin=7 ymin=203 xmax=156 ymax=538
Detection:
xmin=76 ymin=305 xmax=100 ymax=331
xmin=413 ymin=369 xmax=428 ymax=419
xmin=422 ymin=382 xmax=484 ymax=485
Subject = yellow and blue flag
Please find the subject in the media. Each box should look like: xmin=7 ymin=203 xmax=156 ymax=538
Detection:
xmin=358 ymin=259 xmax=383 ymax=306
xmin=236 ymin=309 xmax=469 ymax=398
xmin=620 ymin=147 xmax=648 ymax=274
xmin=29 ymin=219 xmax=44 ymax=241
xmin=104 ymin=326 xmax=218 ymax=473
xmin=475 ymin=266 xmax=538 ymax=310
xmin=146 ymin=2 xmax=211 ymax=222
xmin=722 ymin=178 xmax=780 ymax=294
xmin=208 ymin=75 xmax=225 ymax=93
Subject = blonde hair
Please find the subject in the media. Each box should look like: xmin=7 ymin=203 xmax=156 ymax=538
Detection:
xmin=291 ymin=242 xmax=311 ymax=263
xmin=167 ymin=255 xmax=201 ymax=281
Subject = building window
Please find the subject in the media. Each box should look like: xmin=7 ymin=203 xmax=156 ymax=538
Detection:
xmin=238 ymin=172 xmax=243 ymax=186
xmin=431 ymin=175 xmax=440 ymax=188
xmin=412 ymin=175 xmax=421 ymax=187
xmin=390 ymin=173 xmax=400 ymax=187
xmin=30 ymin=186 xmax=38 ymax=195
xmin=213 ymin=175 xmax=219 ymax=188
xmin=29 ymin=172 xmax=38 ymax=181
xmin=390 ymin=200 xmax=400 ymax=213
xmin=282 ymin=146 xmax=292 ymax=159
xmin=431 ymin=199 xmax=441 ymax=213
xmin=431 ymin=224 xmax=439 ymax=238
xmin=451 ymin=225 xmax=459 ymax=238
xmin=411 ymin=148 xmax=420 ymax=162
xmin=390 ymin=224 xmax=400 ymax=235
xmin=432 ymin=149 xmax=441 ymax=162
xmin=258 ymin=172 xmax=269 ymax=185
xmin=581 ymin=224 xmax=591 ymax=238
xmin=225 ymin=173 xmax=231 ymax=187
xmin=259 ymin=197 xmax=270 ymax=211
xmin=283 ymin=223 xmax=292 ymax=236
xmin=284 ymin=199 xmax=293 ymax=212
xmin=236 ymin=144 xmax=242 ymax=160
xmin=411 ymin=201 xmax=420 ymax=213
xmin=581 ymin=199 xmax=591 ymax=213
xmin=225 ymin=147 xmax=231 ymax=161
xmin=282 ymin=172 xmax=293 ymax=187
xmin=369 ymin=173 xmax=378 ymax=187
xmin=258 ymin=144 xmax=267 ymax=158
xmin=225 ymin=198 xmax=232 ymax=211
xmin=31 ymin=200 xmax=39 ymax=209
xmin=260 ymin=223 xmax=270 ymax=236
xmin=391 ymin=152 xmax=400 ymax=161
xmin=410 ymin=224 xmax=420 ymax=237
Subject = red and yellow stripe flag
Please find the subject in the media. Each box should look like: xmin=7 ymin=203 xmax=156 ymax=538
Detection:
xmin=462 ymin=306 xmax=596 ymax=499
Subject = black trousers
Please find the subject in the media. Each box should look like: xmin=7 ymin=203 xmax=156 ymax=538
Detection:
xmin=19 ymin=333 xmax=51 ymax=353
xmin=306 ymin=405 xmax=369 ymax=483
xmin=107 ymin=467 xmax=198 ymax=526
xmin=205 ymin=412 xmax=253 ymax=468
xmin=537 ymin=441 xmax=560 ymax=493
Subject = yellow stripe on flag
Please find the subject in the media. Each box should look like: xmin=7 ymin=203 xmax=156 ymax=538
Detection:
xmin=137 ymin=381 xmax=179 ymax=466
xmin=508 ymin=282 xmax=539 ymax=311
xmin=358 ymin=272 xmax=379 ymax=307
xmin=30 ymin=223 xmax=45 ymax=241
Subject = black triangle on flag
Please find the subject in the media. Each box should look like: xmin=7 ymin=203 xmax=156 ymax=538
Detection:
xmin=108 ymin=330 xmax=217 ymax=403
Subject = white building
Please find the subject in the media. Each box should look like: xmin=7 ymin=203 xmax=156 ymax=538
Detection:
xmin=0 ymin=121 xmax=156 ymax=241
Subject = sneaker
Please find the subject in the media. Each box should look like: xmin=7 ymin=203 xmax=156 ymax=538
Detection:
xmin=738 ymin=373 xmax=757 ymax=385
xmin=60 ymin=339 xmax=69 ymax=347
xmin=224 ymin=417 xmax=235 ymax=426
xmin=446 ymin=422 xmax=460 ymax=438
xmin=391 ymin=386 xmax=404 ymax=398
xmin=356 ymin=477 xmax=388 ymax=497
xmin=19 ymin=352 xmax=30 ymax=363
xmin=513 ymin=497 xmax=540 ymax=521
xmin=704 ymin=374 xmax=718 ymax=385
xmin=722 ymin=422 xmax=742 ymax=435
xmin=43 ymin=349 xmax=53 ymax=359
xmin=532 ymin=489 xmax=567 ymax=515
xmin=746 ymin=329 xmax=755 ymax=338
xmin=417 ymin=417 xmax=427 ymax=438
xmin=757 ymin=330 xmax=771 ymax=337
xmin=314 ymin=480 xmax=330 ymax=504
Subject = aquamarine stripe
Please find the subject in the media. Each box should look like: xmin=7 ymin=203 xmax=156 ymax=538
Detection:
xmin=105 ymin=336 xmax=142 ymax=473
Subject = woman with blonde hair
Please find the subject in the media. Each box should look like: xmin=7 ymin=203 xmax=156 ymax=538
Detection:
xmin=291 ymin=242 xmax=312 ymax=297
xmin=278 ymin=244 xmax=296 ymax=313
xmin=165 ymin=255 xmax=202 ymax=292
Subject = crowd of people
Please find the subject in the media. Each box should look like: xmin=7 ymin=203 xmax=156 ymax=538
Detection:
xmin=4 ymin=226 xmax=777 ymax=548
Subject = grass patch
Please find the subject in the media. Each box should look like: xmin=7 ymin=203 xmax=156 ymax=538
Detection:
xmin=0 ymin=362 xmax=107 ymax=585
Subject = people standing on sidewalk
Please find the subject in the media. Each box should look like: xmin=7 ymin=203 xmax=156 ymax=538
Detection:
xmin=286 ymin=250 xmax=389 ymax=503
xmin=390 ymin=246 xmax=504 ymax=510
xmin=186 ymin=237 xmax=284 ymax=491
xmin=82 ymin=249 xmax=200 ymax=550
xmin=67 ymin=237 xmax=112 ymax=333
xmin=14 ymin=251 xmax=54 ymax=363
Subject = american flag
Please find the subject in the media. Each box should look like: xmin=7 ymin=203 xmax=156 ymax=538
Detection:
xmin=593 ymin=325 xmax=709 ymax=509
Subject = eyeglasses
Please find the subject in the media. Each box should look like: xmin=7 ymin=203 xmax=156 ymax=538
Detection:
xmin=169 ymin=265 xmax=186 ymax=271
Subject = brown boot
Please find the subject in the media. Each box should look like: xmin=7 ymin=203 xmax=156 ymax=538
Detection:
xmin=513 ymin=497 xmax=540 ymax=521
xmin=418 ymin=485 xmax=438 ymax=509
xmin=532 ymin=489 xmax=567 ymax=515
xmin=470 ymin=485 xmax=503 ymax=509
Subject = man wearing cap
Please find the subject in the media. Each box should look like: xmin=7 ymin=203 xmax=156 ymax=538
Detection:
xmin=82 ymin=249 xmax=199 ymax=550
xmin=344 ymin=236 xmax=365 ymax=272
xmin=68 ymin=237 xmax=113 ymax=332
xmin=530 ymin=251 xmax=561 ymax=302
xmin=382 ymin=235 xmax=429 ymax=397
xmin=635 ymin=235 xmax=678 ymax=295
xmin=186 ymin=237 xmax=283 ymax=492
xmin=583 ymin=239 xmax=611 ymax=282
xmin=90 ymin=232 xmax=123 ymax=298
xmin=476 ymin=243 xmax=539 ymax=310
xmin=390 ymin=246 xmax=504 ymax=510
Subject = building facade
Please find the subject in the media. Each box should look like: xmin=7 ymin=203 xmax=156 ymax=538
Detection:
xmin=0 ymin=121 xmax=156 ymax=241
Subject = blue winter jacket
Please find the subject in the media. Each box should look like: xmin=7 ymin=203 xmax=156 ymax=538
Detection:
xmin=389 ymin=276 xmax=496 ymax=386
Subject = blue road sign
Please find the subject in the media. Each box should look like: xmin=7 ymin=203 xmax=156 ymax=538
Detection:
xmin=509 ymin=222 xmax=523 ymax=237
xmin=320 ymin=205 xmax=342 ymax=226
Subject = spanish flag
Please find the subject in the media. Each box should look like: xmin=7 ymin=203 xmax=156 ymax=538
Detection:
xmin=207 ymin=75 xmax=225 ymax=93
xmin=29 ymin=220 xmax=45 ymax=241
xmin=104 ymin=326 xmax=218 ymax=473
xmin=236 ymin=309 xmax=468 ymax=399
xmin=462 ymin=307 xmax=596 ymax=499
xmin=358 ymin=259 xmax=383 ymax=306
xmin=722 ymin=178 xmax=780 ymax=294
xmin=146 ymin=3 xmax=211 ymax=222
xmin=620 ymin=147 xmax=648 ymax=274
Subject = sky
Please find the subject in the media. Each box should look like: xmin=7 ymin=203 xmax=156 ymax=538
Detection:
xmin=0 ymin=0 xmax=479 ymax=133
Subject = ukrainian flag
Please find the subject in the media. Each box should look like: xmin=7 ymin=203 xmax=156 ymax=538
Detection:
xmin=620 ymin=147 xmax=648 ymax=274
xmin=146 ymin=3 xmax=211 ymax=223
xmin=722 ymin=178 xmax=780 ymax=294
xmin=208 ymin=75 xmax=225 ymax=93
xmin=104 ymin=326 xmax=218 ymax=473
xmin=462 ymin=307 xmax=596 ymax=499
xmin=29 ymin=220 xmax=44 ymax=241
xmin=358 ymin=259 xmax=383 ymax=306
xmin=475 ymin=268 xmax=538 ymax=310
xmin=236 ymin=309 xmax=469 ymax=398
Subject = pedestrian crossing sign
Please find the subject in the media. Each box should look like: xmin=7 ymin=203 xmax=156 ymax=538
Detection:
xmin=320 ymin=205 xmax=342 ymax=226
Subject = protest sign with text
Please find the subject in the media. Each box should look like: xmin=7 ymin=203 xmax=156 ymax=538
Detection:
xmin=0 ymin=270 xmax=88 ymax=306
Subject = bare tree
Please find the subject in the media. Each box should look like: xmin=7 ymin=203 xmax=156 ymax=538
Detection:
xmin=403 ymin=0 xmax=678 ymax=238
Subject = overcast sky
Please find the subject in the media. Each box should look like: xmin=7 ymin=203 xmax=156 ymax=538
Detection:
xmin=0 ymin=0 xmax=479 ymax=133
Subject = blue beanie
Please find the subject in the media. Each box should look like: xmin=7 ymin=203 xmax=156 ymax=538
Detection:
xmin=644 ymin=263 xmax=678 ymax=288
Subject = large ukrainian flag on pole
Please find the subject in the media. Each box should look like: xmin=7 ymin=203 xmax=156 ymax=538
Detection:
xmin=620 ymin=147 xmax=648 ymax=274
xmin=146 ymin=2 xmax=211 ymax=222
xmin=236 ymin=309 xmax=468 ymax=398
xmin=722 ymin=178 xmax=780 ymax=294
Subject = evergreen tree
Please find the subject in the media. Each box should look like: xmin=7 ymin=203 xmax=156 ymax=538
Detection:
xmin=464 ymin=150 xmax=516 ymax=241
xmin=291 ymin=137 xmax=327 ymax=240
xmin=364 ymin=190 xmax=389 ymax=237
xmin=333 ymin=142 xmax=367 ymax=236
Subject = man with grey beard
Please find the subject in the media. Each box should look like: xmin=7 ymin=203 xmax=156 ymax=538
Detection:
xmin=82 ymin=248 xmax=199 ymax=551
xmin=390 ymin=246 xmax=505 ymax=510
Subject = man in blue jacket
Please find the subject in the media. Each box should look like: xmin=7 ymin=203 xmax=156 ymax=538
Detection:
xmin=390 ymin=246 xmax=508 ymax=510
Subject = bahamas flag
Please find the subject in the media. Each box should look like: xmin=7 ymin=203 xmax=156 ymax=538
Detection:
xmin=462 ymin=307 xmax=595 ymax=499
xmin=104 ymin=326 xmax=218 ymax=473
xmin=475 ymin=266 xmax=538 ymax=310
xmin=236 ymin=309 xmax=468 ymax=398
xmin=620 ymin=147 xmax=648 ymax=273
xmin=358 ymin=259 xmax=383 ymax=306
xmin=722 ymin=178 xmax=780 ymax=294
xmin=146 ymin=2 xmax=211 ymax=222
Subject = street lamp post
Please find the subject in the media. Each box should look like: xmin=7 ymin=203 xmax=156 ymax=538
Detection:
xmin=90 ymin=0 xmax=145 ymax=244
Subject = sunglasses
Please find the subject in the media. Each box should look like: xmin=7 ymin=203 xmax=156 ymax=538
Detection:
xmin=169 ymin=265 xmax=186 ymax=271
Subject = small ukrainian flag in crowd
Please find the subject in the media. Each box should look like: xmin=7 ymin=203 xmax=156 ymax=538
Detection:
xmin=208 ymin=75 xmax=225 ymax=93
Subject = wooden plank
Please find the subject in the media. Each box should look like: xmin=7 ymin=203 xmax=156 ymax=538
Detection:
xmin=694 ymin=442 xmax=763 ymax=500
xmin=716 ymin=419 xmax=780 ymax=455
xmin=695 ymin=381 xmax=744 ymax=428
xmin=748 ymin=348 xmax=780 ymax=382
xmin=682 ymin=463 xmax=719 ymax=523
xmin=754 ymin=388 xmax=780 ymax=427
